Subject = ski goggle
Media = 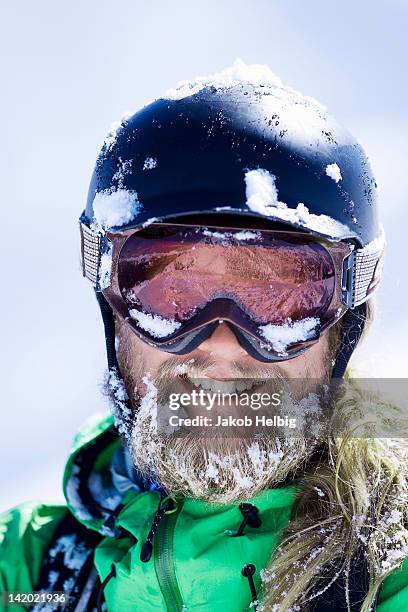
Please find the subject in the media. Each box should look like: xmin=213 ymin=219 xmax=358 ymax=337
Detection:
xmin=80 ymin=222 xmax=383 ymax=361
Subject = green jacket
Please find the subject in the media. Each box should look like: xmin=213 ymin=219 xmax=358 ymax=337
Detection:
xmin=1 ymin=413 xmax=408 ymax=611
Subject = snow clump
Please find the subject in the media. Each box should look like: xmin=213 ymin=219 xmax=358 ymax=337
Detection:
xmin=92 ymin=188 xmax=142 ymax=231
xmin=259 ymin=317 xmax=320 ymax=355
xmin=202 ymin=228 xmax=261 ymax=243
xmin=245 ymin=168 xmax=286 ymax=214
xmin=143 ymin=157 xmax=157 ymax=171
xmin=325 ymin=163 xmax=342 ymax=183
xmin=98 ymin=243 xmax=113 ymax=289
xmin=245 ymin=168 xmax=352 ymax=239
xmin=359 ymin=225 xmax=386 ymax=255
xmin=102 ymin=112 xmax=132 ymax=154
xmin=129 ymin=309 xmax=181 ymax=338
xmin=164 ymin=59 xmax=325 ymax=111
xmin=112 ymin=158 xmax=133 ymax=187
xmin=234 ymin=230 xmax=261 ymax=241
xmin=107 ymin=367 xmax=132 ymax=441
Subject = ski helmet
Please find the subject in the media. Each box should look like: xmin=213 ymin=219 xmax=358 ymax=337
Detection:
xmin=80 ymin=61 xmax=384 ymax=378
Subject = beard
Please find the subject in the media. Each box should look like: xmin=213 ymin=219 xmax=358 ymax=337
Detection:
xmin=104 ymin=329 xmax=335 ymax=504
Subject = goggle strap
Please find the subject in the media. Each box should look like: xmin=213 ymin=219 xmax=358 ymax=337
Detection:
xmin=95 ymin=290 xmax=119 ymax=370
xmin=332 ymin=302 xmax=367 ymax=378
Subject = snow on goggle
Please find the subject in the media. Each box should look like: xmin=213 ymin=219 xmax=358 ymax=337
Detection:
xmin=80 ymin=222 xmax=383 ymax=359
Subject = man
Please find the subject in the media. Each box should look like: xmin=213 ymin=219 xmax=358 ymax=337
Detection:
xmin=1 ymin=61 xmax=406 ymax=611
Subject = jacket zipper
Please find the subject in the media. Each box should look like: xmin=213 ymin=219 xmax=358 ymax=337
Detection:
xmin=154 ymin=497 xmax=185 ymax=611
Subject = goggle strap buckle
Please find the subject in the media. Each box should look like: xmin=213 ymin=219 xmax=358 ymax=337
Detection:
xmin=342 ymin=245 xmax=384 ymax=309
xmin=79 ymin=221 xmax=103 ymax=289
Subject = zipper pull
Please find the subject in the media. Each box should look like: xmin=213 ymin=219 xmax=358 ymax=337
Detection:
xmin=242 ymin=564 xmax=259 ymax=610
xmin=96 ymin=563 xmax=117 ymax=612
xmin=140 ymin=496 xmax=178 ymax=562
xmin=226 ymin=503 xmax=262 ymax=537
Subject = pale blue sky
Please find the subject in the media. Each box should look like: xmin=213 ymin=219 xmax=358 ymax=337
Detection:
xmin=1 ymin=0 xmax=407 ymax=509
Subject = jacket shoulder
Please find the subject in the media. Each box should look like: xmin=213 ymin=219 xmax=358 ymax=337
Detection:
xmin=377 ymin=555 xmax=408 ymax=610
xmin=0 ymin=502 xmax=68 ymax=599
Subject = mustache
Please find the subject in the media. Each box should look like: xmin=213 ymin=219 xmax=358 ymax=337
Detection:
xmin=156 ymin=355 xmax=285 ymax=381
xmin=153 ymin=356 xmax=288 ymax=411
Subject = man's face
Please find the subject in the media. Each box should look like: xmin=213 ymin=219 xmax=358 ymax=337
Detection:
xmin=110 ymin=313 xmax=338 ymax=502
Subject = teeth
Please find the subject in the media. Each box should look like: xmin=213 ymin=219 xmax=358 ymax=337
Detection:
xmin=188 ymin=378 xmax=262 ymax=394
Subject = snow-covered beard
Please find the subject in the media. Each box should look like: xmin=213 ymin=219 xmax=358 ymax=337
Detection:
xmin=129 ymin=384 xmax=318 ymax=503
xmin=105 ymin=367 xmax=331 ymax=504
xmin=104 ymin=324 xmax=335 ymax=503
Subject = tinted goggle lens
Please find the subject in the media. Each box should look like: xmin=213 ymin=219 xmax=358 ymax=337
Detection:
xmin=111 ymin=224 xmax=349 ymax=352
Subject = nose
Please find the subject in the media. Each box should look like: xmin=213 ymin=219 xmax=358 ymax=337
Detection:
xmin=198 ymin=322 xmax=248 ymax=362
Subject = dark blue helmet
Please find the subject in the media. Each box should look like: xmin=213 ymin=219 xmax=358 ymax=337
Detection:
xmin=84 ymin=62 xmax=380 ymax=248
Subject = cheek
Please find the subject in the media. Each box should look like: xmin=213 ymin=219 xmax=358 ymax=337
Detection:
xmin=126 ymin=331 xmax=170 ymax=376
xmin=280 ymin=336 xmax=330 ymax=378
xmin=279 ymin=356 xmax=309 ymax=378
xmin=142 ymin=343 xmax=170 ymax=371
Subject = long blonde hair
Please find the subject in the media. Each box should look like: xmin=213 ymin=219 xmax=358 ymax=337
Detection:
xmin=262 ymin=301 xmax=408 ymax=611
